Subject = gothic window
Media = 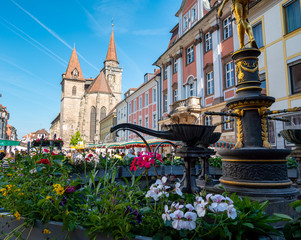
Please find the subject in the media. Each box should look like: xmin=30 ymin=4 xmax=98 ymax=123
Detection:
xmin=100 ymin=106 xmax=107 ymax=120
xmin=90 ymin=106 xmax=97 ymax=142
xmin=72 ymin=86 xmax=76 ymax=96
xmin=72 ymin=68 xmax=79 ymax=79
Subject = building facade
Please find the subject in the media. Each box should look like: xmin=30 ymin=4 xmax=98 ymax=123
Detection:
xmin=50 ymin=29 xmax=123 ymax=145
xmin=0 ymin=104 xmax=9 ymax=140
xmin=153 ymin=0 xmax=300 ymax=146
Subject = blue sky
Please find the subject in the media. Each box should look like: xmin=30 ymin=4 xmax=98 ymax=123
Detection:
xmin=0 ymin=0 xmax=180 ymax=138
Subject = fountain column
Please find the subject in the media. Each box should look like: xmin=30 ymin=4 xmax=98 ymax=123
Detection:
xmin=218 ymin=48 xmax=299 ymax=198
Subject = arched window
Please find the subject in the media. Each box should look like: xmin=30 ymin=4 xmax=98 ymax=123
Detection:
xmin=100 ymin=106 xmax=107 ymax=120
xmin=72 ymin=68 xmax=79 ymax=79
xmin=90 ymin=106 xmax=96 ymax=142
xmin=72 ymin=86 xmax=76 ymax=96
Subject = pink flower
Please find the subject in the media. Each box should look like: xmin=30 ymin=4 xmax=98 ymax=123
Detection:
xmin=43 ymin=149 xmax=49 ymax=153
xmin=65 ymin=185 xmax=76 ymax=194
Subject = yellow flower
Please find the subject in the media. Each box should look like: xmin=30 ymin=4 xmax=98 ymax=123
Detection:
xmin=6 ymin=174 xmax=12 ymax=177
xmin=42 ymin=229 xmax=51 ymax=234
xmin=53 ymin=184 xmax=65 ymax=195
xmin=2 ymin=191 xmax=8 ymax=197
xmin=65 ymin=210 xmax=70 ymax=215
xmin=0 ymin=188 xmax=6 ymax=192
xmin=46 ymin=196 xmax=52 ymax=200
xmin=14 ymin=211 xmax=20 ymax=220
xmin=14 ymin=189 xmax=21 ymax=192
xmin=6 ymin=185 xmax=13 ymax=191
xmin=0 ymin=214 xmax=5 ymax=219
xmin=53 ymin=184 xmax=60 ymax=188
xmin=18 ymin=193 xmax=24 ymax=196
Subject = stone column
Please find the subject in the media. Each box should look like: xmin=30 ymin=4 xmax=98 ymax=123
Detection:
xmin=166 ymin=59 xmax=173 ymax=112
xmin=176 ymin=49 xmax=183 ymax=101
xmin=211 ymin=20 xmax=223 ymax=102
xmin=195 ymin=33 xmax=204 ymax=105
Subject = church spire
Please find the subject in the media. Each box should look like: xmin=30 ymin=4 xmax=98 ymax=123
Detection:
xmin=64 ymin=47 xmax=84 ymax=80
xmin=105 ymin=24 xmax=118 ymax=64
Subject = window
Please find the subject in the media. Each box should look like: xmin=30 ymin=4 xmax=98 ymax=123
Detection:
xmin=173 ymin=89 xmax=178 ymax=102
xmin=145 ymin=93 xmax=149 ymax=106
xmin=174 ymin=58 xmax=178 ymax=73
xmin=253 ymin=22 xmax=264 ymax=48
xmin=134 ymin=100 xmax=137 ymax=112
xmin=223 ymin=116 xmax=233 ymax=130
xmin=153 ymin=114 xmax=157 ymax=129
xmin=139 ymin=96 xmax=142 ymax=109
xmin=129 ymin=103 xmax=132 ymax=114
xmin=191 ymin=7 xmax=197 ymax=22
xmin=186 ymin=46 xmax=194 ymax=64
xmin=163 ymin=94 xmax=168 ymax=112
xmin=164 ymin=67 xmax=168 ymax=80
xmin=223 ymin=17 xmax=232 ymax=40
xmin=225 ymin=62 xmax=234 ymax=88
xmin=90 ymin=106 xmax=96 ymax=142
xmin=207 ymin=72 xmax=214 ymax=95
xmin=204 ymin=116 xmax=212 ymax=126
xmin=139 ymin=118 xmax=142 ymax=126
xmin=283 ymin=0 xmax=301 ymax=34
xmin=72 ymin=68 xmax=79 ymax=78
xmin=188 ymin=83 xmax=195 ymax=97
xmin=72 ymin=86 xmax=76 ymax=96
xmin=123 ymin=107 xmax=126 ymax=118
xmin=100 ymin=106 xmax=106 ymax=120
xmin=117 ymin=110 xmax=120 ymax=121
xmin=205 ymin=32 xmax=212 ymax=52
xmin=289 ymin=61 xmax=301 ymax=94
xmin=153 ymin=88 xmax=157 ymax=102
xmin=144 ymin=74 xmax=148 ymax=83
xmin=268 ymin=120 xmax=276 ymax=146
xmin=183 ymin=16 xmax=189 ymax=30
xmin=145 ymin=117 xmax=149 ymax=128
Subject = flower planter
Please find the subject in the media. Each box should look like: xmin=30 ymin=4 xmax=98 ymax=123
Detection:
xmin=0 ymin=213 xmax=151 ymax=240
xmin=288 ymin=168 xmax=298 ymax=179
xmin=209 ymin=166 xmax=222 ymax=177
xmin=162 ymin=165 xmax=184 ymax=176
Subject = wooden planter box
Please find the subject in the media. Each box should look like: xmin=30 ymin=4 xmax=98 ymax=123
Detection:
xmin=0 ymin=213 xmax=151 ymax=240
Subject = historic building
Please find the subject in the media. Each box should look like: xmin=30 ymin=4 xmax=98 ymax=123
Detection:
xmin=153 ymin=0 xmax=300 ymax=145
xmin=50 ymin=28 xmax=123 ymax=145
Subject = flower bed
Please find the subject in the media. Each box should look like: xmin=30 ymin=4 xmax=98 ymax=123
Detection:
xmin=0 ymin=149 xmax=293 ymax=239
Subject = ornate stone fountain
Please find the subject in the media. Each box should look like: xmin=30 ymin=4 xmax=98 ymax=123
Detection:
xmin=111 ymin=123 xmax=221 ymax=193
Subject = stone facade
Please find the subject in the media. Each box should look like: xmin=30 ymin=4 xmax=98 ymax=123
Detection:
xmin=50 ymin=29 xmax=122 ymax=146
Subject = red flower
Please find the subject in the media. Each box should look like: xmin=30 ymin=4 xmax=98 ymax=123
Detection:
xmin=43 ymin=149 xmax=50 ymax=153
xmin=38 ymin=159 xmax=51 ymax=166
xmin=85 ymin=158 xmax=90 ymax=162
xmin=65 ymin=185 xmax=76 ymax=193
xmin=130 ymin=159 xmax=137 ymax=171
xmin=51 ymin=152 xmax=57 ymax=156
xmin=87 ymin=154 xmax=93 ymax=158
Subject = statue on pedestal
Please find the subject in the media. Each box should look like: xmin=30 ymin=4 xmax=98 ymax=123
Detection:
xmin=218 ymin=0 xmax=258 ymax=49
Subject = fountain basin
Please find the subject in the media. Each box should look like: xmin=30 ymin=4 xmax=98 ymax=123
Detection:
xmin=280 ymin=129 xmax=301 ymax=148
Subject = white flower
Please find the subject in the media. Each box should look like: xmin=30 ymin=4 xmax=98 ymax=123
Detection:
xmin=195 ymin=199 xmax=208 ymax=217
xmin=162 ymin=205 xmax=171 ymax=222
xmin=29 ymin=168 xmax=37 ymax=174
xmin=171 ymin=210 xmax=185 ymax=230
xmin=227 ymin=205 xmax=237 ymax=219
xmin=186 ymin=204 xmax=195 ymax=212
xmin=211 ymin=194 xmax=225 ymax=204
xmin=225 ymin=197 xmax=234 ymax=205
xmin=174 ymin=182 xmax=183 ymax=196
xmin=184 ymin=211 xmax=197 ymax=230
xmin=209 ymin=202 xmax=228 ymax=213
xmin=206 ymin=193 xmax=213 ymax=202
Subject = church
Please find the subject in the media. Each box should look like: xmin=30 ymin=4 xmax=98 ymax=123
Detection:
xmin=50 ymin=28 xmax=122 ymax=145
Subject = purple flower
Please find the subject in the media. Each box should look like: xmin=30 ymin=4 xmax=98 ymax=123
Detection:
xmin=297 ymin=194 xmax=301 ymax=200
xmin=65 ymin=186 xmax=76 ymax=194
xmin=18 ymin=173 xmax=23 ymax=177
xmin=59 ymin=196 xmax=67 ymax=206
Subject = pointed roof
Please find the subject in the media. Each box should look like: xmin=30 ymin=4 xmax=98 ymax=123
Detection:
xmin=105 ymin=29 xmax=118 ymax=63
xmin=86 ymin=71 xmax=112 ymax=94
xmin=64 ymin=48 xmax=84 ymax=80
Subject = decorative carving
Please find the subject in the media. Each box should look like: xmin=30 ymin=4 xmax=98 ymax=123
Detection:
xmin=222 ymin=162 xmax=288 ymax=181
xmin=259 ymin=107 xmax=272 ymax=149
xmin=228 ymin=99 xmax=274 ymax=110
xmin=233 ymin=109 xmax=244 ymax=149
xmin=235 ymin=60 xmax=258 ymax=83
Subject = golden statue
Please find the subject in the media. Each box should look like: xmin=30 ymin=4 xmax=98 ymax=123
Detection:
xmin=218 ymin=0 xmax=258 ymax=49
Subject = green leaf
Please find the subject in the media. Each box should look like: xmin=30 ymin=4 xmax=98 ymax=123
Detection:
xmin=273 ymin=213 xmax=293 ymax=221
xmin=37 ymin=199 xmax=46 ymax=206
xmin=295 ymin=206 xmax=301 ymax=213
xmin=242 ymin=223 xmax=254 ymax=229
xmin=293 ymin=230 xmax=301 ymax=238
xmin=259 ymin=200 xmax=269 ymax=211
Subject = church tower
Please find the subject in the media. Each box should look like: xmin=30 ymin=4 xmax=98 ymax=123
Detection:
xmin=103 ymin=26 xmax=123 ymax=102
xmin=60 ymin=47 xmax=85 ymax=144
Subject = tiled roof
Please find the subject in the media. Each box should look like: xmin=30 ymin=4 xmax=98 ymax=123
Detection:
xmin=64 ymin=48 xmax=85 ymax=80
xmin=105 ymin=29 xmax=118 ymax=63
xmin=86 ymin=71 xmax=112 ymax=94
xmin=34 ymin=128 xmax=49 ymax=135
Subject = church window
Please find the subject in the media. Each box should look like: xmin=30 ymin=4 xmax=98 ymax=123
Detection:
xmin=100 ymin=106 xmax=107 ymax=120
xmin=72 ymin=86 xmax=76 ymax=96
xmin=90 ymin=106 xmax=97 ymax=142
xmin=72 ymin=68 xmax=79 ymax=79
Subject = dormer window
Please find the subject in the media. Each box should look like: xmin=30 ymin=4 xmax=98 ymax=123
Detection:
xmin=191 ymin=6 xmax=197 ymax=22
xmin=183 ymin=16 xmax=189 ymax=30
xmin=72 ymin=68 xmax=79 ymax=78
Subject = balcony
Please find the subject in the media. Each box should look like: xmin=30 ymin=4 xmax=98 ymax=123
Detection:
xmin=169 ymin=97 xmax=202 ymax=124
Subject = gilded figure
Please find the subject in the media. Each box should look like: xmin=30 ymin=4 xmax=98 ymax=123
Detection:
xmin=218 ymin=0 xmax=258 ymax=49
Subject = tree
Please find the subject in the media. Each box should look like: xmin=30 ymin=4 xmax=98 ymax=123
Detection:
xmin=70 ymin=131 xmax=83 ymax=146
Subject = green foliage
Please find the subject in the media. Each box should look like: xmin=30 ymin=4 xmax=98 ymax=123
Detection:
xmin=208 ymin=156 xmax=222 ymax=169
xmin=284 ymin=199 xmax=301 ymax=239
xmin=287 ymin=157 xmax=298 ymax=169
xmin=69 ymin=131 xmax=84 ymax=146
